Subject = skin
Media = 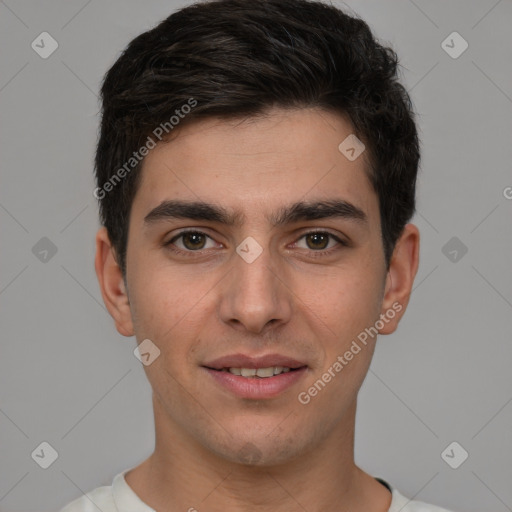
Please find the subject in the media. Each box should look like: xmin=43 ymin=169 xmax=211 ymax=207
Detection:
xmin=95 ymin=107 xmax=419 ymax=512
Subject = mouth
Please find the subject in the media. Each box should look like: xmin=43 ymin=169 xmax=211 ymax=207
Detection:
xmin=209 ymin=366 xmax=301 ymax=378
xmin=202 ymin=353 xmax=308 ymax=399
xmin=203 ymin=353 xmax=307 ymax=371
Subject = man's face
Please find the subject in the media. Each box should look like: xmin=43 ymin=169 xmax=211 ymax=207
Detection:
xmin=123 ymin=108 xmax=390 ymax=465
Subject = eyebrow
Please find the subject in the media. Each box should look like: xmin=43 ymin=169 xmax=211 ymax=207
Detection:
xmin=143 ymin=198 xmax=368 ymax=228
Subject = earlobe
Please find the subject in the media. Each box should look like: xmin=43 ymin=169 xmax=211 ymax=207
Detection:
xmin=94 ymin=227 xmax=134 ymax=337
xmin=378 ymin=223 xmax=420 ymax=335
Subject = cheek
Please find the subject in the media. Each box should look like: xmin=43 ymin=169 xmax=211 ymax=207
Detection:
xmin=302 ymin=280 xmax=380 ymax=404
xmin=310 ymin=282 xmax=383 ymax=388
xmin=129 ymin=255 xmax=192 ymax=325
xmin=128 ymin=265 xmax=210 ymax=366
xmin=305 ymin=266 xmax=382 ymax=333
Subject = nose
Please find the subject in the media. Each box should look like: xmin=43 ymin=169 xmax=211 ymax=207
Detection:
xmin=217 ymin=240 xmax=293 ymax=335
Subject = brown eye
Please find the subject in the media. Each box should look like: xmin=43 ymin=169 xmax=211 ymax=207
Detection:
xmin=305 ymin=232 xmax=330 ymax=250
xmin=295 ymin=231 xmax=344 ymax=252
xmin=181 ymin=232 xmax=207 ymax=250
xmin=166 ymin=230 xmax=216 ymax=252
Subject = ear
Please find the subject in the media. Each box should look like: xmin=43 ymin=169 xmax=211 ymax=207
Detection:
xmin=378 ymin=223 xmax=420 ymax=335
xmin=94 ymin=226 xmax=134 ymax=337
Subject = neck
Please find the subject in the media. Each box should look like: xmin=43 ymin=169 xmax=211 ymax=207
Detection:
xmin=125 ymin=398 xmax=391 ymax=512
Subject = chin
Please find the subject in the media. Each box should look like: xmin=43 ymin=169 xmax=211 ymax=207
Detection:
xmin=208 ymin=429 xmax=308 ymax=468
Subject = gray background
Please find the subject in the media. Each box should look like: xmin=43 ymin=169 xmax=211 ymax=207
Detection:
xmin=1 ymin=1 xmax=511 ymax=511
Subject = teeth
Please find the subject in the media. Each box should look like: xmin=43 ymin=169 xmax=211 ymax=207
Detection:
xmin=226 ymin=366 xmax=292 ymax=378
xmin=256 ymin=367 xmax=274 ymax=378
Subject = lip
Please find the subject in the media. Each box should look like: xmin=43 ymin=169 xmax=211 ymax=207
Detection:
xmin=204 ymin=366 xmax=308 ymax=399
xmin=202 ymin=353 xmax=308 ymax=400
xmin=203 ymin=353 xmax=307 ymax=370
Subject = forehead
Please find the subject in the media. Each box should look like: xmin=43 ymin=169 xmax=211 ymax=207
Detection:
xmin=131 ymin=108 xmax=378 ymax=227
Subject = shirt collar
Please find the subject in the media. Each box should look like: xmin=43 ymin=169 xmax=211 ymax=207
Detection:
xmin=113 ymin=468 xmax=409 ymax=512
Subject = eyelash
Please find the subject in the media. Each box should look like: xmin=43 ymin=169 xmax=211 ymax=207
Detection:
xmin=164 ymin=229 xmax=348 ymax=258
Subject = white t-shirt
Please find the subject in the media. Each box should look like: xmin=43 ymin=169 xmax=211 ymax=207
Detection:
xmin=59 ymin=468 xmax=455 ymax=512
